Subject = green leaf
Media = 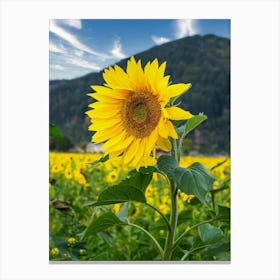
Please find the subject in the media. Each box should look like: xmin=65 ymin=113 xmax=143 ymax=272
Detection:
xmin=210 ymin=159 xmax=227 ymax=171
xmin=92 ymin=185 xmax=146 ymax=206
xmin=201 ymin=241 xmax=230 ymax=259
xmin=157 ymin=156 xmax=215 ymax=204
xmin=157 ymin=155 xmax=178 ymax=180
xmin=86 ymin=168 xmax=154 ymax=208
xmin=175 ymin=162 xmax=215 ymax=204
xmin=49 ymin=123 xmax=64 ymax=143
xmin=198 ymin=223 xmax=224 ymax=244
xmin=217 ymin=204 xmax=230 ymax=220
xmin=91 ymin=154 xmax=109 ymax=166
xmin=184 ymin=114 xmax=207 ymax=135
xmin=82 ymin=212 xmax=125 ymax=239
xmin=116 ymin=202 xmax=129 ymax=222
xmin=126 ymin=167 xmax=155 ymax=192
xmin=176 ymin=125 xmax=186 ymax=137
xmin=97 ymin=231 xmax=115 ymax=247
xmin=170 ymin=119 xmax=184 ymax=127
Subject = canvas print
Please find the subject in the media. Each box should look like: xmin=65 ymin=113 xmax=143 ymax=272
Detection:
xmin=49 ymin=19 xmax=230 ymax=261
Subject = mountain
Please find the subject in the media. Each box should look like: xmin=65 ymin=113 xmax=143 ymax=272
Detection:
xmin=50 ymin=34 xmax=230 ymax=154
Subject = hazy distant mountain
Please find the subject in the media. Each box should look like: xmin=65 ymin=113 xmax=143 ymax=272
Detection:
xmin=50 ymin=34 xmax=230 ymax=154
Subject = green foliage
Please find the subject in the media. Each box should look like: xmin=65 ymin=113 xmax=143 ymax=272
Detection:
xmin=91 ymin=185 xmax=146 ymax=206
xmin=49 ymin=153 xmax=230 ymax=261
xmin=50 ymin=123 xmax=64 ymax=142
xmin=198 ymin=223 xmax=224 ymax=244
xmin=91 ymin=154 xmax=109 ymax=166
xmin=82 ymin=212 xmax=126 ymax=239
xmin=157 ymin=155 xmax=215 ymax=204
xmin=49 ymin=123 xmax=74 ymax=151
xmin=175 ymin=163 xmax=215 ymax=204
xmin=184 ymin=114 xmax=207 ymax=136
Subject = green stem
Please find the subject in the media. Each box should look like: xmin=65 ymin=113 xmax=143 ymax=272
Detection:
xmin=127 ymin=222 xmax=164 ymax=259
xmin=163 ymin=179 xmax=178 ymax=260
xmin=171 ymin=138 xmax=179 ymax=162
xmin=145 ymin=202 xmax=171 ymax=232
xmin=172 ymin=217 xmax=219 ymax=250
xmin=177 ymin=132 xmax=186 ymax=162
xmin=181 ymin=244 xmax=211 ymax=261
xmin=163 ymin=138 xmax=179 ymax=260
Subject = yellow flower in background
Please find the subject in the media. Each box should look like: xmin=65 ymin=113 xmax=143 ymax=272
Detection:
xmin=180 ymin=192 xmax=195 ymax=203
xmin=79 ymin=249 xmax=86 ymax=255
xmin=87 ymin=56 xmax=193 ymax=169
xmin=50 ymin=247 xmax=59 ymax=256
xmin=67 ymin=237 xmax=76 ymax=245
xmin=64 ymin=168 xmax=73 ymax=179
xmin=159 ymin=204 xmax=169 ymax=215
xmin=129 ymin=207 xmax=140 ymax=220
xmin=106 ymin=170 xmax=119 ymax=183
xmin=113 ymin=203 xmax=122 ymax=213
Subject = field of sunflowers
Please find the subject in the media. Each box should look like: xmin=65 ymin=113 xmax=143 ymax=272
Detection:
xmin=49 ymin=152 xmax=230 ymax=261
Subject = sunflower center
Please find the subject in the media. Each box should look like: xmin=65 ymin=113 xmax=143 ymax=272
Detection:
xmin=133 ymin=103 xmax=147 ymax=122
xmin=121 ymin=92 xmax=161 ymax=138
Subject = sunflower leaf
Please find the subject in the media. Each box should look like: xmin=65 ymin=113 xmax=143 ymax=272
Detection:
xmin=125 ymin=167 xmax=154 ymax=192
xmin=49 ymin=123 xmax=65 ymax=143
xmin=157 ymin=155 xmax=178 ymax=180
xmin=81 ymin=212 xmax=126 ymax=239
xmin=157 ymin=155 xmax=215 ymax=204
xmin=91 ymin=154 xmax=109 ymax=166
xmin=184 ymin=113 xmax=207 ymax=136
xmin=198 ymin=223 xmax=224 ymax=244
xmin=91 ymin=185 xmax=146 ymax=206
xmin=174 ymin=162 xmax=215 ymax=204
xmin=116 ymin=202 xmax=129 ymax=222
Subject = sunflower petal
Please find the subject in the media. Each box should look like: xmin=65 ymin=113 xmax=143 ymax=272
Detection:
xmin=167 ymin=83 xmax=192 ymax=98
xmin=156 ymin=136 xmax=172 ymax=152
xmin=88 ymin=119 xmax=121 ymax=131
xmin=166 ymin=120 xmax=178 ymax=139
xmin=91 ymin=85 xmax=129 ymax=99
xmin=166 ymin=106 xmax=194 ymax=120
xmin=101 ymin=130 xmax=126 ymax=150
xmin=92 ymin=123 xmax=123 ymax=143
xmin=88 ymin=93 xmax=121 ymax=103
xmin=144 ymin=127 xmax=159 ymax=157
xmin=123 ymin=138 xmax=141 ymax=165
xmin=158 ymin=119 xmax=169 ymax=138
xmin=130 ymin=138 xmax=146 ymax=168
xmin=108 ymin=135 xmax=134 ymax=154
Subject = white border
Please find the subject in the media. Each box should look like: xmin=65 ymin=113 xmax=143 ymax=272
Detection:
xmin=1 ymin=0 xmax=279 ymax=279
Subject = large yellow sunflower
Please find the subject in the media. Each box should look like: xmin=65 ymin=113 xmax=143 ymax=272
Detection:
xmin=87 ymin=56 xmax=193 ymax=168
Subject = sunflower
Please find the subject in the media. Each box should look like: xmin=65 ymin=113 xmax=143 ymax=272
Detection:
xmin=106 ymin=170 xmax=119 ymax=183
xmin=87 ymin=56 xmax=193 ymax=168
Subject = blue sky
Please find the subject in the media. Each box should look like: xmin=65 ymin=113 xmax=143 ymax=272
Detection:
xmin=49 ymin=19 xmax=230 ymax=80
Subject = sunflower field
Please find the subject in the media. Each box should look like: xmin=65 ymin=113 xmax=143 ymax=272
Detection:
xmin=49 ymin=152 xmax=230 ymax=261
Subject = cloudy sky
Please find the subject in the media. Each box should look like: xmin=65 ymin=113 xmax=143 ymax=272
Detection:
xmin=49 ymin=19 xmax=230 ymax=80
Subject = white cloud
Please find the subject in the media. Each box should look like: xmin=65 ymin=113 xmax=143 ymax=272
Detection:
xmin=65 ymin=57 xmax=101 ymax=71
xmin=151 ymin=35 xmax=171 ymax=45
xmin=50 ymin=64 xmax=64 ymax=70
xmin=74 ymin=50 xmax=84 ymax=57
xmin=110 ymin=39 xmax=126 ymax=59
xmin=49 ymin=19 xmax=108 ymax=59
xmin=175 ymin=19 xmax=198 ymax=39
xmin=49 ymin=42 xmax=66 ymax=53
xmin=60 ymin=19 xmax=82 ymax=29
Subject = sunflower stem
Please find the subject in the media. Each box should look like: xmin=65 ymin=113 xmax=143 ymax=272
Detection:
xmin=163 ymin=138 xmax=179 ymax=260
xmin=127 ymin=222 xmax=164 ymax=259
